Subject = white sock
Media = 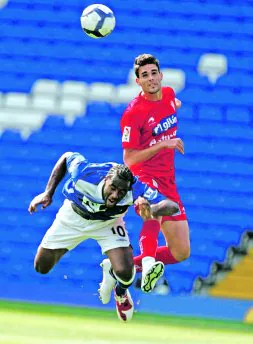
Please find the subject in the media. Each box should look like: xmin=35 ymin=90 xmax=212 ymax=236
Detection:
xmin=142 ymin=256 xmax=155 ymax=273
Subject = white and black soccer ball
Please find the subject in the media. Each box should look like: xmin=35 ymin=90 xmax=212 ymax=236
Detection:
xmin=80 ymin=4 xmax=116 ymax=39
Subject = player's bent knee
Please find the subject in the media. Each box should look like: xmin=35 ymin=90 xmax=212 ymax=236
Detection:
xmin=34 ymin=258 xmax=53 ymax=274
xmin=114 ymin=265 xmax=134 ymax=282
xmin=34 ymin=263 xmax=50 ymax=274
xmin=113 ymin=263 xmax=136 ymax=286
xmin=174 ymin=245 xmax=191 ymax=262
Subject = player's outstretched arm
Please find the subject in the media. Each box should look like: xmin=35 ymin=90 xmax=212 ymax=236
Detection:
xmin=151 ymin=199 xmax=179 ymax=218
xmin=134 ymin=197 xmax=179 ymax=220
xmin=124 ymin=137 xmax=184 ymax=166
xmin=28 ymin=152 xmax=72 ymax=214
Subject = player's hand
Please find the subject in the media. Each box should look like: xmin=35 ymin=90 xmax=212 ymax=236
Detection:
xmin=134 ymin=197 xmax=152 ymax=221
xmin=28 ymin=192 xmax=52 ymax=214
xmin=175 ymin=98 xmax=182 ymax=109
xmin=164 ymin=138 xmax=184 ymax=154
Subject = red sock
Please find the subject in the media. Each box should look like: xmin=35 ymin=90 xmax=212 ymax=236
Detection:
xmin=135 ymin=246 xmax=179 ymax=272
xmin=133 ymin=255 xmax=142 ymax=272
xmin=156 ymin=246 xmax=179 ymax=264
xmin=134 ymin=219 xmax=160 ymax=272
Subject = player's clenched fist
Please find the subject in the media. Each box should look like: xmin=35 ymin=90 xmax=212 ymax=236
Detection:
xmin=175 ymin=98 xmax=182 ymax=109
xmin=28 ymin=192 xmax=52 ymax=214
xmin=164 ymin=138 xmax=184 ymax=154
xmin=134 ymin=196 xmax=152 ymax=221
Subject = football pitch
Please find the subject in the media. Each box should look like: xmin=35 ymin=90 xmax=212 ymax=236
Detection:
xmin=0 ymin=300 xmax=253 ymax=344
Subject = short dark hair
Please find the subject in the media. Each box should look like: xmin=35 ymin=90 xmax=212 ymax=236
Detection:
xmin=134 ymin=54 xmax=160 ymax=78
xmin=106 ymin=164 xmax=135 ymax=190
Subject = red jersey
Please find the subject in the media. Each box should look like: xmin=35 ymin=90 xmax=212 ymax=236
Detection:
xmin=121 ymin=86 xmax=187 ymax=221
xmin=121 ymin=86 xmax=177 ymax=180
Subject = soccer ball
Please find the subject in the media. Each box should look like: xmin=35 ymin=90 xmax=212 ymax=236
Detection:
xmin=80 ymin=4 xmax=116 ymax=39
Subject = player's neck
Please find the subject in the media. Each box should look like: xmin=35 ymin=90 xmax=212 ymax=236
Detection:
xmin=141 ymin=89 xmax=162 ymax=102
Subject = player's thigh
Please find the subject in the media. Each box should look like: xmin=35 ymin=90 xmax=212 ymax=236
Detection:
xmin=161 ymin=220 xmax=190 ymax=254
xmin=34 ymin=246 xmax=68 ymax=267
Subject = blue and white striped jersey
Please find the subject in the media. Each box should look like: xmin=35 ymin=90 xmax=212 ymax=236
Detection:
xmin=62 ymin=153 xmax=166 ymax=221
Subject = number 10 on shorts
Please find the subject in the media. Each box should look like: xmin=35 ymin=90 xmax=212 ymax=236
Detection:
xmin=111 ymin=226 xmax=126 ymax=237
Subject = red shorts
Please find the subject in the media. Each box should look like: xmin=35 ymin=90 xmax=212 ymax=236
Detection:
xmin=137 ymin=174 xmax=187 ymax=222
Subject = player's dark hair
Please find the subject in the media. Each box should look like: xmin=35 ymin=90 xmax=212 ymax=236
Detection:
xmin=107 ymin=164 xmax=135 ymax=190
xmin=134 ymin=54 xmax=160 ymax=78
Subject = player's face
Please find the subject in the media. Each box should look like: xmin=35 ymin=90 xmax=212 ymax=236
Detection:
xmin=136 ymin=64 xmax=163 ymax=94
xmin=103 ymin=176 xmax=130 ymax=208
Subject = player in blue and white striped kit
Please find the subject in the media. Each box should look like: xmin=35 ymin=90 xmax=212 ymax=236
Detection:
xmin=28 ymin=152 xmax=179 ymax=322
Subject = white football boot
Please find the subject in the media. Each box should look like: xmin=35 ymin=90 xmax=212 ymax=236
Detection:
xmin=141 ymin=258 xmax=165 ymax=293
xmin=114 ymin=289 xmax=134 ymax=322
xmin=98 ymin=258 xmax=116 ymax=304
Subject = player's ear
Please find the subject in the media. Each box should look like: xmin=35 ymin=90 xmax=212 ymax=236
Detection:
xmin=160 ymin=72 xmax=163 ymax=80
xmin=136 ymin=78 xmax=140 ymax=86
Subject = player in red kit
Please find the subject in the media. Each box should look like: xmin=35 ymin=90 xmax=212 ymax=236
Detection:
xmin=120 ymin=54 xmax=190 ymax=293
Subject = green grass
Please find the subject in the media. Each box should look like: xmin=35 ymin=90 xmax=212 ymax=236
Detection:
xmin=0 ymin=300 xmax=252 ymax=344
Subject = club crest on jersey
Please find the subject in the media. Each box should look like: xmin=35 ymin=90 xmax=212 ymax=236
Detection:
xmin=122 ymin=126 xmax=131 ymax=142
xmin=144 ymin=187 xmax=158 ymax=200
xmin=152 ymin=114 xmax=177 ymax=136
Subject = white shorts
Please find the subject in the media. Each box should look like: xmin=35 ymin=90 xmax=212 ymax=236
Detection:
xmin=41 ymin=199 xmax=130 ymax=254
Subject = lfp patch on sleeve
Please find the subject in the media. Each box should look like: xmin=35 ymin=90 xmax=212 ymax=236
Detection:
xmin=122 ymin=126 xmax=131 ymax=142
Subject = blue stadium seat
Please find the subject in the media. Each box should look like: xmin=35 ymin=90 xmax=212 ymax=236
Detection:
xmin=0 ymin=130 xmax=23 ymax=143
xmin=190 ymin=224 xmax=244 ymax=247
xmin=85 ymin=102 xmax=114 ymax=119
xmin=191 ymin=241 xmax=231 ymax=264
xmin=177 ymin=172 xmax=252 ymax=194
xmin=216 ymin=72 xmax=253 ymax=89
xmin=198 ymin=105 xmax=223 ymax=121
xmin=168 ymin=255 xmax=215 ymax=279
xmin=180 ymin=120 xmax=253 ymax=139
xmin=185 ymin=137 xmax=252 ymax=158
xmin=42 ymin=115 xmax=67 ymax=130
xmin=226 ymin=106 xmax=251 ymax=123
xmin=0 ymin=72 xmax=36 ymax=92
xmin=166 ymin=271 xmax=196 ymax=294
